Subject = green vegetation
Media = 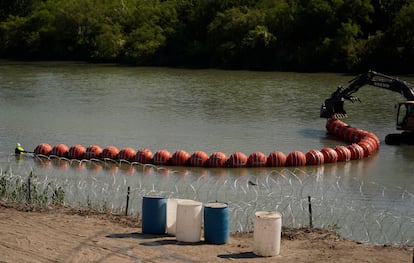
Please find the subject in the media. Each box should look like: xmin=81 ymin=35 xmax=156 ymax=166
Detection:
xmin=0 ymin=170 xmax=65 ymax=206
xmin=1 ymin=0 xmax=414 ymax=72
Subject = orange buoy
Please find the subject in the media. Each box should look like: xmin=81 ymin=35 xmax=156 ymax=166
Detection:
xmin=347 ymin=144 xmax=364 ymax=160
xmin=247 ymin=152 xmax=267 ymax=167
xmin=34 ymin=143 xmax=53 ymax=156
xmin=51 ymin=144 xmax=69 ymax=157
xmin=267 ymin=151 xmax=287 ymax=167
xmin=84 ymin=145 xmax=103 ymax=159
xmin=153 ymin=149 xmax=171 ymax=165
xmin=364 ymin=135 xmax=379 ymax=150
xmin=339 ymin=126 xmax=350 ymax=141
xmin=287 ymin=151 xmax=307 ymax=166
xmin=326 ymin=119 xmax=346 ymax=134
xmin=134 ymin=148 xmax=153 ymax=164
xmin=189 ymin=151 xmax=209 ymax=167
xmin=68 ymin=144 xmax=86 ymax=160
xmin=363 ymin=134 xmax=380 ymax=149
xmin=102 ymin=146 xmax=120 ymax=159
xmin=228 ymin=152 xmax=247 ymax=168
xmin=320 ymin=147 xmax=338 ymax=163
xmin=334 ymin=145 xmax=351 ymax=162
xmin=207 ymin=152 xmax=227 ymax=168
xmin=344 ymin=127 xmax=361 ymax=143
xmin=326 ymin=118 xmax=339 ymax=132
xmin=171 ymin=150 xmax=191 ymax=166
xmin=351 ymin=130 xmax=364 ymax=143
xmin=306 ymin=149 xmax=324 ymax=165
xmin=357 ymin=140 xmax=375 ymax=157
xmin=118 ymin=147 xmax=137 ymax=162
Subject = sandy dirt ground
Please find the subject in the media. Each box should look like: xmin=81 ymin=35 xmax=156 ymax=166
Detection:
xmin=0 ymin=201 xmax=412 ymax=263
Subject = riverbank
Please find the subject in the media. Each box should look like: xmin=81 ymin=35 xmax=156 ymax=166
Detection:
xmin=0 ymin=201 xmax=412 ymax=263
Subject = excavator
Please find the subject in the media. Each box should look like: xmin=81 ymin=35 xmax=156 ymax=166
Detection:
xmin=320 ymin=70 xmax=414 ymax=145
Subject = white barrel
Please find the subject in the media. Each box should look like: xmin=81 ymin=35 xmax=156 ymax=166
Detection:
xmin=166 ymin=198 xmax=189 ymax=236
xmin=253 ymin=211 xmax=282 ymax=257
xmin=176 ymin=200 xmax=202 ymax=242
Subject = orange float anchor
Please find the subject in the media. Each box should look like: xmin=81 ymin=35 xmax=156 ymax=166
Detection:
xmin=153 ymin=149 xmax=171 ymax=165
xmin=68 ymin=144 xmax=86 ymax=160
xmin=207 ymin=152 xmax=227 ymax=168
xmin=305 ymin=149 xmax=324 ymax=165
xmin=84 ymin=145 xmax=103 ymax=159
xmin=171 ymin=150 xmax=191 ymax=166
xmin=228 ymin=152 xmax=248 ymax=168
xmin=287 ymin=151 xmax=306 ymax=166
xmin=102 ymin=146 xmax=120 ymax=159
xmin=118 ymin=147 xmax=137 ymax=162
xmin=347 ymin=144 xmax=364 ymax=160
xmin=357 ymin=139 xmax=375 ymax=157
xmin=34 ymin=143 xmax=52 ymax=156
xmin=267 ymin=151 xmax=287 ymax=167
xmin=189 ymin=151 xmax=209 ymax=167
xmin=51 ymin=144 xmax=69 ymax=157
xmin=134 ymin=148 xmax=153 ymax=164
xmin=247 ymin=152 xmax=267 ymax=167
xmin=334 ymin=145 xmax=351 ymax=162
xmin=320 ymin=147 xmax=338 ymax=163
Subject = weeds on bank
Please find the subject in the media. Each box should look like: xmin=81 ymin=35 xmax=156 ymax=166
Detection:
xmin=0 ymin=170 xmax=65 ymax=206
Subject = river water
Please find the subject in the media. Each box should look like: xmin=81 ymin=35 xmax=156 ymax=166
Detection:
xmin=0 ymin=61 xmax=413 ymax=245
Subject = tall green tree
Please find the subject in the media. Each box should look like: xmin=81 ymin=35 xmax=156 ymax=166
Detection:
xmin=388 ymin=2 xmax=414 ymax=71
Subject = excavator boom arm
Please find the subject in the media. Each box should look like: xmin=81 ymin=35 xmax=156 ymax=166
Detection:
xmin=320 ymin=70 xmax=414 ymax=119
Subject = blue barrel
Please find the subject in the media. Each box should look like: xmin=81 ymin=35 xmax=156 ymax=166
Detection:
xmin=142 ymin=196 xmax=166 ymax=235
xmin=203 ymin=202 xmax=229 ymax=244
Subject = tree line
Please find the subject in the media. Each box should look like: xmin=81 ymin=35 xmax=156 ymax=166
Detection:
xmin=1 ymin=0 xmax=414 ymax=73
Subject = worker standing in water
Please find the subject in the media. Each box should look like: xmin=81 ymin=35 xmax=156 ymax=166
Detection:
xmin=15 ymin=143 xmax=25 ymax=154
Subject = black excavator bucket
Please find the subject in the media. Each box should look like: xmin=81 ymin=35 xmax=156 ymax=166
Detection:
xmin=320 ymin=98 xmax=348 ymax=119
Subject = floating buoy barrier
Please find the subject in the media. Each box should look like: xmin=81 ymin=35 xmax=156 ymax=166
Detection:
xmin=320 ymin=147 xmax=338 ymax=163
xmin=68 ymin=144 xmax=86 ymax=160
xmin=207 ymin=152 xmax=227 ymax=168
xmin=247 ymin=152 xmax=267 ymax=167
xmin=267 ymin=151 xmax=287 ymax=167
xmin=171 ymin=150 xmax=191 ymax=166
xmin=153 ymin=149 xmax=171 ymax=165
xmin=189 ymin=151 xmax=209 ymax=167
xmin=335 ymin=145 xmax=352 ymax=162
xmin=287 ymin=151 xmax=307 ymax=166
xmin=347 ymin=144 xmax=364 ymax=160
xmin=51 ymin=143 xmax=69 ymax=157
xmin=34 ymin=143 xmax=52 ymax=156
xmin=305 ymin=149 xmax=324 ymax=165
xmin=102 ymin=145 xmax=119 ymax=159
xmin=85 ymin=145 xmax=103 ymax=159
xmin=135 ymin=148 xmax=153 ymax=164
xmin=118 ymin=147 xmax=137 ymax=162
xmin=30 ymin=118 xmax=379 ymax=169
xmin=228 ymin=152 xmax=248 ymax=168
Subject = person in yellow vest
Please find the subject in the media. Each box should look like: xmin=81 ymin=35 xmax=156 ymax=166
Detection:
xmin=15 ymin=143 xmax=25 ymax=154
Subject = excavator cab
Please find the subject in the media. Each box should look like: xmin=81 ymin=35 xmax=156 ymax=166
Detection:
xmin=396 ymin=101 xmax=414 ymax=131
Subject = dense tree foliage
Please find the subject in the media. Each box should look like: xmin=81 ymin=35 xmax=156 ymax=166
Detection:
xmin=1 ymin=0 xmax=413 ymax=72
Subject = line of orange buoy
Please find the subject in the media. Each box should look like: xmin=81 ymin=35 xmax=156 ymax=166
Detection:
xmin=32 ymin=118 xmax=379 ymax=168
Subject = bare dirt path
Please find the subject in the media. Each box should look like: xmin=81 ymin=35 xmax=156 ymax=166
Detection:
xmin=0 ymin=202 xmax=412 ymax=263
